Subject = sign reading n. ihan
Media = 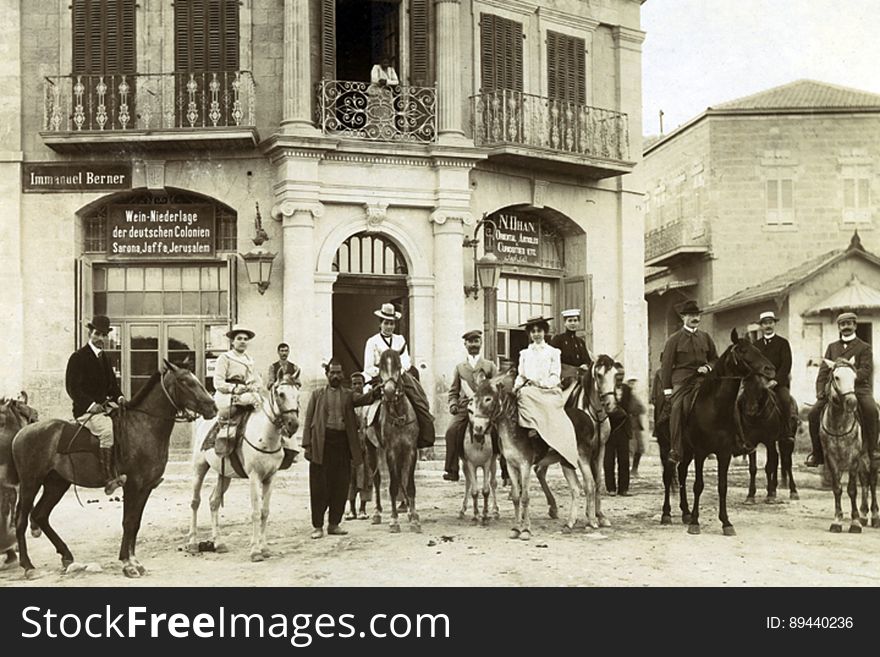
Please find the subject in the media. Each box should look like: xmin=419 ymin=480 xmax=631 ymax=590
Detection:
xmin=490 ymin=211 xmax=541 ymax=264
xmin=22 ymin=162 xmax=132 ymax=193
xmin=107 ymin=204 xmax=215 ymax=258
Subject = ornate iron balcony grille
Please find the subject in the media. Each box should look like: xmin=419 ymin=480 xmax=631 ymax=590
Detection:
xmin=317 ymin=80 xmax=437 ymax=144
xmin=472 ymin=90 xmax=630 ymax=161
xmin=43 ymin=71 xmax=256 ymax=131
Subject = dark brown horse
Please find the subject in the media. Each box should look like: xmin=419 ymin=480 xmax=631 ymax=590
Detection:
xmin=0 ymin=394 xmax=40 ymax=569
xmin=660 ymin=329 xmax=775 ymax=536
xmin=11 ymin=361 xmax=216 ymax=578
xmin=737 ymin=374 xmax=799 ymax=503
xmin=377 ymin=349 xmax=420 ymax=533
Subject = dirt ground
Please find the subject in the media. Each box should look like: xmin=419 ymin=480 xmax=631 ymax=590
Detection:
xmin=2 ymin=449 xmax=879 ymax=587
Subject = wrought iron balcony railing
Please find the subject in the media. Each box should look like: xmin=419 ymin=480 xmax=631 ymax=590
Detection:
xmin=317 ymin=80 xmax=436 ymax=144
xmin=43 ymin=71 xmax=256 ymax=132
xmin=472 ymin=90 xmax=630 ymax=161
xmin=645 ymin=218 xmax=711 ymax=264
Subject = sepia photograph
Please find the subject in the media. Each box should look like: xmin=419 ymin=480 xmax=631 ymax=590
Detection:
xmin=1 ymin=0 xmax=879 ymax=604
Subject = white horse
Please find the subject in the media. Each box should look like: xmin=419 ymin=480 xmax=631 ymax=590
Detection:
xmin=187 ymin=374 xmax=300 ymax=561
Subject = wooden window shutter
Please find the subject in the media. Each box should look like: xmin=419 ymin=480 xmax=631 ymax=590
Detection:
xmin=72 ymin=0 xmax=136 ymax=75
xmin=120 ymin=0 xmax=136 ymax=74
xmin=223 ymin=0 xmax=239 ymax=71
xmin=72 ymin=1 xmax=88 ymax=74
xmin=547 ymin=30 xmax=559 ymax=100
xmin=563 ymin=275 xmax=593 ymax=351
xmin=480 ymin=13 xmax=522 ymax=92
xmin=409 ymin=0 xmax=430 ymax=86
xmin=320 ymin=0 xmax=336 ymax=80
xmin=547 ymin=30 xmax=585 ymax=104
xmin=174 ymin=0 xmax=239 ymax=73
xmin=479 ymin=13 xmax=496 ymax=92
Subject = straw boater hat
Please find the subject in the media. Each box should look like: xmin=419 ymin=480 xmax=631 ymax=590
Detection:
xmin=520 ymin=315 xmax=553 ymax=330
xmin=837 ymin=311 xmax=858 ymax=324
xmin=225 ymin=324 xmax=256 ymax=340
xmin=560 ymin=309 xmax=581 ymax=318
xmin=758 ymin=311 xmax=778 ymax=323
xmin=86 ymin=315 xmax=113 ymax=333
xmin=374 ymin=303 xmax=402 ymax=321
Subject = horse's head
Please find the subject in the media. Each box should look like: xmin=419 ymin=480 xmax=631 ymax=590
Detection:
xmin=272 ymin=373 xmax=301 ymax=436
xmin=378 ymin=348 xmax=402 ymax=382
xmin=740 ymin=373 xmax=771 ymax=416
xmin=723 ymin=329 xmax=776 ymax=380
xmin=469 ymin=372 xmax=515 ymax=439
xmin=590 ymin=355 xmax=618 ymax=413
xmin=824 ymin=357 xmax=858 ymax=413
xmin=162 ymin=359 xmax=218 ymax=419
xmin=0 ymin=394 xmax=39 ymax=431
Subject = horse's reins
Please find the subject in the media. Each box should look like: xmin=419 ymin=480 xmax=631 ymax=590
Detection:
xmin=383 ymin=377 xmax=415 ymax=426
xmin=821 ymin=365 xmax=859 ymax=438
xmin=239 ymin=388 xmax=300 ymax=455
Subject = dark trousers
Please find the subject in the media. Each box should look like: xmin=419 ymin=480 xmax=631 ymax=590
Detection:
xmin=309 ymin=429 xmax=351 ymax=529
xmin=444 ymin=410 xmax=509 ymax=480
xmin=604 ymin=410 xmax=631 ymax=493
xmin=809 ymin=393 xmax=878 ymax=457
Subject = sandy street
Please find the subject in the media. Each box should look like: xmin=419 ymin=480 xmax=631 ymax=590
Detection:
xmin=1 ymin=448 xmax=878 ymax=588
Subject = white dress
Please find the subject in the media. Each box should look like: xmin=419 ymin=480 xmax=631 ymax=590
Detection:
xmin=515 ymin=342 xmax=579 ymax=467
xmin=363 ymin=332 xmax=412 ymax=379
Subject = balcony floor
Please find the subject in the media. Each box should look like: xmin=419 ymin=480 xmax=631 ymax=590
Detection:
xmin=40 ymin=127 xmax=260 ymax=154
xmin=481 ymin=143 xmax=635 ymax=179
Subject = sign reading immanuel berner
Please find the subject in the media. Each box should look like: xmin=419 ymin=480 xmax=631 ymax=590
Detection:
xmin=22 ymin=162 xmax=132 ymax=193
xmin=108 ymin=204 xmax=215 ymax=257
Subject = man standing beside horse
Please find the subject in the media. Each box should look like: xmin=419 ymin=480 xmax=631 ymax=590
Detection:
xmin=266 ymin=342 xmax=301 ymax=390
xmin=65 ymin=314 xmax=126 ymax=495
xmin=806 ymin=311 xmax=877 ymax=467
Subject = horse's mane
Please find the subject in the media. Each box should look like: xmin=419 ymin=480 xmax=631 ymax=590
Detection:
xmin=127 ymin=370 xmax=163 ymax=407
xmin=0 ymin=398 xmax=38 ymax=427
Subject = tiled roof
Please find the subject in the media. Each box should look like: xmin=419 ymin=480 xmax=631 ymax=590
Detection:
xmin=805 ymin=275 xmax=880 ymax=315
xmin=711 ymin=79 xmax=880 ymax=111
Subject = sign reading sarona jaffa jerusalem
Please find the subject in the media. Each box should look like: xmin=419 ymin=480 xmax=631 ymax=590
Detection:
xmin=107 ymin=204 xmax=216 ymax=257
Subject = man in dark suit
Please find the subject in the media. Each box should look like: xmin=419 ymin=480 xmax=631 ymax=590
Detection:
xmin=604 ymin=362 xmax=632 ymax=495
xmin=266 ymin=342 xmax=301 ymax=389
xmin=660 ymin=300 xmax=718 ymax=464
xmin=753 ymin=311 xmax=797 ymax=441
xmin=302 ymin=360 xmax=373 ymax=539
xmin=551 ymin=308 xmax=593 ymax=387
xmin=64 ymin=315 xmax=126 ymax=495
xmin=807 ymin=311 xmax=877 ymax=466
xmin=443 ymin=330 xmax=498 ymax=482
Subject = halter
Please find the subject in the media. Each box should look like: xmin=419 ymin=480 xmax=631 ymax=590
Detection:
xmin=383 ymin=376 xmax=415 ymax=427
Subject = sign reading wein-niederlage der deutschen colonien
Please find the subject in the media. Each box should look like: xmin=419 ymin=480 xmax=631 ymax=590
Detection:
xmin=108 ymin=204 xmax=216 ymax=258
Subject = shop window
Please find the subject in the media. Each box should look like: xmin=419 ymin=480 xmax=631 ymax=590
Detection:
xmin=496 ymin=275 xmax=556 ymax=363
xmin=94 ymin=264 xmax=227 ymax=317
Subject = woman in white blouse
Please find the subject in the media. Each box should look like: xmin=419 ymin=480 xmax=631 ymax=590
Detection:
xmin=515 ymin=316 xmax=579 ymax=467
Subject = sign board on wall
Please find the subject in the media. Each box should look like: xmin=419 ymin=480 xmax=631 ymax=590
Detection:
xmin=489 ymin=211 xmax=542 ymax=264
xmin=22 ymin=162 xmax=132 ymax=193
xmin=107 ymin=204 xmax=216 ymax=258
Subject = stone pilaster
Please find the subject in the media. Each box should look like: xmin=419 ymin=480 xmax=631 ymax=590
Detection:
xmin=434 ymin=0 xmax=468 ymax=144
xmin=281 ymin=0 xmax=319 ymax=135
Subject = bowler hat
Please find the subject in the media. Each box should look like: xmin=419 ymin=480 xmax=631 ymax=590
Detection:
xmin=837 ymin=311 xmax=858 ymax=324
xmin=86 ymin=315 xmax=113 ymax=334
xmin=676 ymin=300 xmax=702 ymax=315
xmin=462 ymin=329 xmax=483 ymax=341
xmin=225 ymin=324 xmax=256 ymax=340
xmin=374 ymin=303 xmax=402 ymax=321
xmin=520 ymin=315 xmax=553 ymax=329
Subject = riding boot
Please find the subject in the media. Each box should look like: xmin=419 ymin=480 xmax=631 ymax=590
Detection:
xmin=806 ymin=403 xmax=825 ymax=467
xmin=100 ymin=447 xmax=126 ymax=495
xmin=668 ymin=400 xmax=682 ymax=465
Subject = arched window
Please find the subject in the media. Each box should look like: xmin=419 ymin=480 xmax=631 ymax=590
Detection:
xmin=333 ymin=232 xmax=408 ymax=275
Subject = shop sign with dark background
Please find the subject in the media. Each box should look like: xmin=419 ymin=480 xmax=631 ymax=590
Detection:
xmin=22 ymin=162 xmax=132 ymax=193
xmin=107 ymin=204 xmax=215 ymax=258
xmin=488 ymin=210 xmax=542 ymax=264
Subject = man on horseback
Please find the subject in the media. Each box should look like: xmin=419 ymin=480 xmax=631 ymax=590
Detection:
xmin=551 ymin=308 xmax=593 ymax=391
xmin=363 ymin=303 xmax=435 ymax=449
xmin=661 ymin=300 xmax=718 ymax=466
xmin=443 ymin=330 xmax=499 ymax=482
xmin=64 ymin=315 xmax=127 ymax=495
xmin=212 ymin=325 xmax=263 ymax=453
xmin=806 ymin=311 xmax=877 ymax=467
xmin=751 ymin=311 xmax=797 ymax=442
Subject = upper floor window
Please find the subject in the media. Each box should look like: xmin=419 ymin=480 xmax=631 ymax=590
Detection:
xmin=72 ymin=0 xmax=135 ymax=76
xmin=766 ymin=178 xmax=794 ymax=225
xmin=479 ymin=13 xmax=523 ymax=92
xmin=174 ymin=0 xmax=240 ymax=74
xmin=546 ymin=30 xmax=585 ymax=105
xmin=843 ymin=176 xmax=872 ymax=223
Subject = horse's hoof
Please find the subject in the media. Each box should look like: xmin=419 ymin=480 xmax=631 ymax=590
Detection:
xmin=508 ymin=528 xmax=521 ymax=540
xmin=409 ymin=523 xmax=422 ymax=534
xmin=372 ymin=515 xmax=382 ymax=525
xmin=660 ymin=514 xmax=672 ymax=525
xmin=722 ymin=526 xmax=736 ymax=537
xmin=493 ymin=509 xmax=500 ymax=519
xmin=481 ymin=516 xmax=490 ymax=527
xmin=687 ymin=524 xmax=701 ymax=535
xmin=872 ymin=517 xmax=880 ymax=529
xmin=548 ymin=507 xmax=558 ymax=520
xmin=599 ymin=517 xmax=612 ymax=528
xmin=250 ymin=553 xmax=264 ymax=562
xmin=519 ymin=530 xmax=531 ymax=541
xmin=829 ymin=524 xmax=842 ymax=533
xmin=136 ymin=563 xmax=147 ymax=575
xmin=30 ymin=527 xmax=42 ymax=539
xmin=458 ymin=511 xmax=466 ymax=520
xmin=471 ymin=516 xmax=479 ymax=525
xmin=123 ymin=565 xmax=140 ymax=578
xmin=790 ymin=491 xmax=800 ymax=501
xmin=61 ymin=557 xmax=74 ymax=570
xmin=214 ymin=542 xmax=228 ymax=554
xmin=390 ymin=524 xmax=401 ymax=534
xmin=261 ymin=548 xmax=271 ymax=558
xmin=23 ymin=568 xmax=38 ymax=580
xmin=682 ymin=514 xmax=692 ymax=525
xmin=849 ymin=524 xmax=862 ymax=534
xmin=764 ymin=497 xmax=780 ymax=505
xmin=860 ymin=517 xmax=868 ymax=527
xmin=586 ymin=520 xmax=599 ymax=530
xmin=0 ymin=555 xmax=17 ymax=571
xmin=744 ymin=497 xmax=756 ymax=505
xmin=185 ymin=542 xmax=199 ymax=554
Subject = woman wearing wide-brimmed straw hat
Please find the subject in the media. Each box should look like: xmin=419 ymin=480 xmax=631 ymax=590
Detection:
xmin=513 ymin=315 xmax=579 ymax=468
xmin=363 ymin=302 xmax=435 ymax=448
xmin=212 ymin=324 xmax=264 ymax=446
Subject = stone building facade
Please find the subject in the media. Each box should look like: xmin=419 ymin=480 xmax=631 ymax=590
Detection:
xmin=2 ymin=0 xmax=647 ymax=437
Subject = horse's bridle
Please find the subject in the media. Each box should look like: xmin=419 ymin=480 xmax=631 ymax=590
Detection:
xmin=264 ymin=383 xmax=300 ymax=433
xmin=382 ymin=376 xmax=414 ymax=427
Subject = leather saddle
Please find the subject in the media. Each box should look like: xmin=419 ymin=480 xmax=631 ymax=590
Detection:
xmin=57 ymin=421 xmax=101 ymax=456
xmin=201 ymin=411 xmax=251 ymax=457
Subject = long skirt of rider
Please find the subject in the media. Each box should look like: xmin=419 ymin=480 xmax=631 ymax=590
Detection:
xmin=516 ymin=386 xmax=579 ymax=467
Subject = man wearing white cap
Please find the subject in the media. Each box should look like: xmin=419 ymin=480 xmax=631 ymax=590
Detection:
xmin=551 ymin=308 xmax=593 ymax=381
xmin=212 ymin=324 xmax=264 ymax=453
xmin=752 ymin=311 xmax=796 ymax=442
xmin=806 ymin=311 xmax=877 ymax=466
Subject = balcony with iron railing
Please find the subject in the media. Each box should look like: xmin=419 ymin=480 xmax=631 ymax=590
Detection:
xmin=41 ymin=71 xmax=258 ymax=152
xmin=644 ymin=218 xmax=712 ymax=268
xmin=316 ymin=79 xmax=437 ymax=144
xmin=471 ymin=90 xmax=633 ymax=177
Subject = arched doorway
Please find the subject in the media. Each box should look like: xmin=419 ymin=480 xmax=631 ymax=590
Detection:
xmin=77 ymin=188 xmax=238 ymax=397
xmin=331 ymin=231 xmax=410 ymax=376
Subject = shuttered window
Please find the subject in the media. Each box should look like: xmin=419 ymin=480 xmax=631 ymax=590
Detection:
xmin=409 ymin=0 xmax=431 ymax=86
xmin=479 ymin=13 xmax=523 ymax=92
xmin=174 ymin=0 xmax=240 ymax=73
xmin=72 ymin=0 xmax=136 ymax=75
xmin=546 ymin=30 xmax=585 ymax=105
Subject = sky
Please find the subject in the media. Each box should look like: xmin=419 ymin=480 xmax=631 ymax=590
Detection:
xmin=641 ymin=0 xmax=880 ymax=136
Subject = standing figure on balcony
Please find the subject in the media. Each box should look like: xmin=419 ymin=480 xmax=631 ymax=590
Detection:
xmin=367 ymin=58 xmax=399 ymax=137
